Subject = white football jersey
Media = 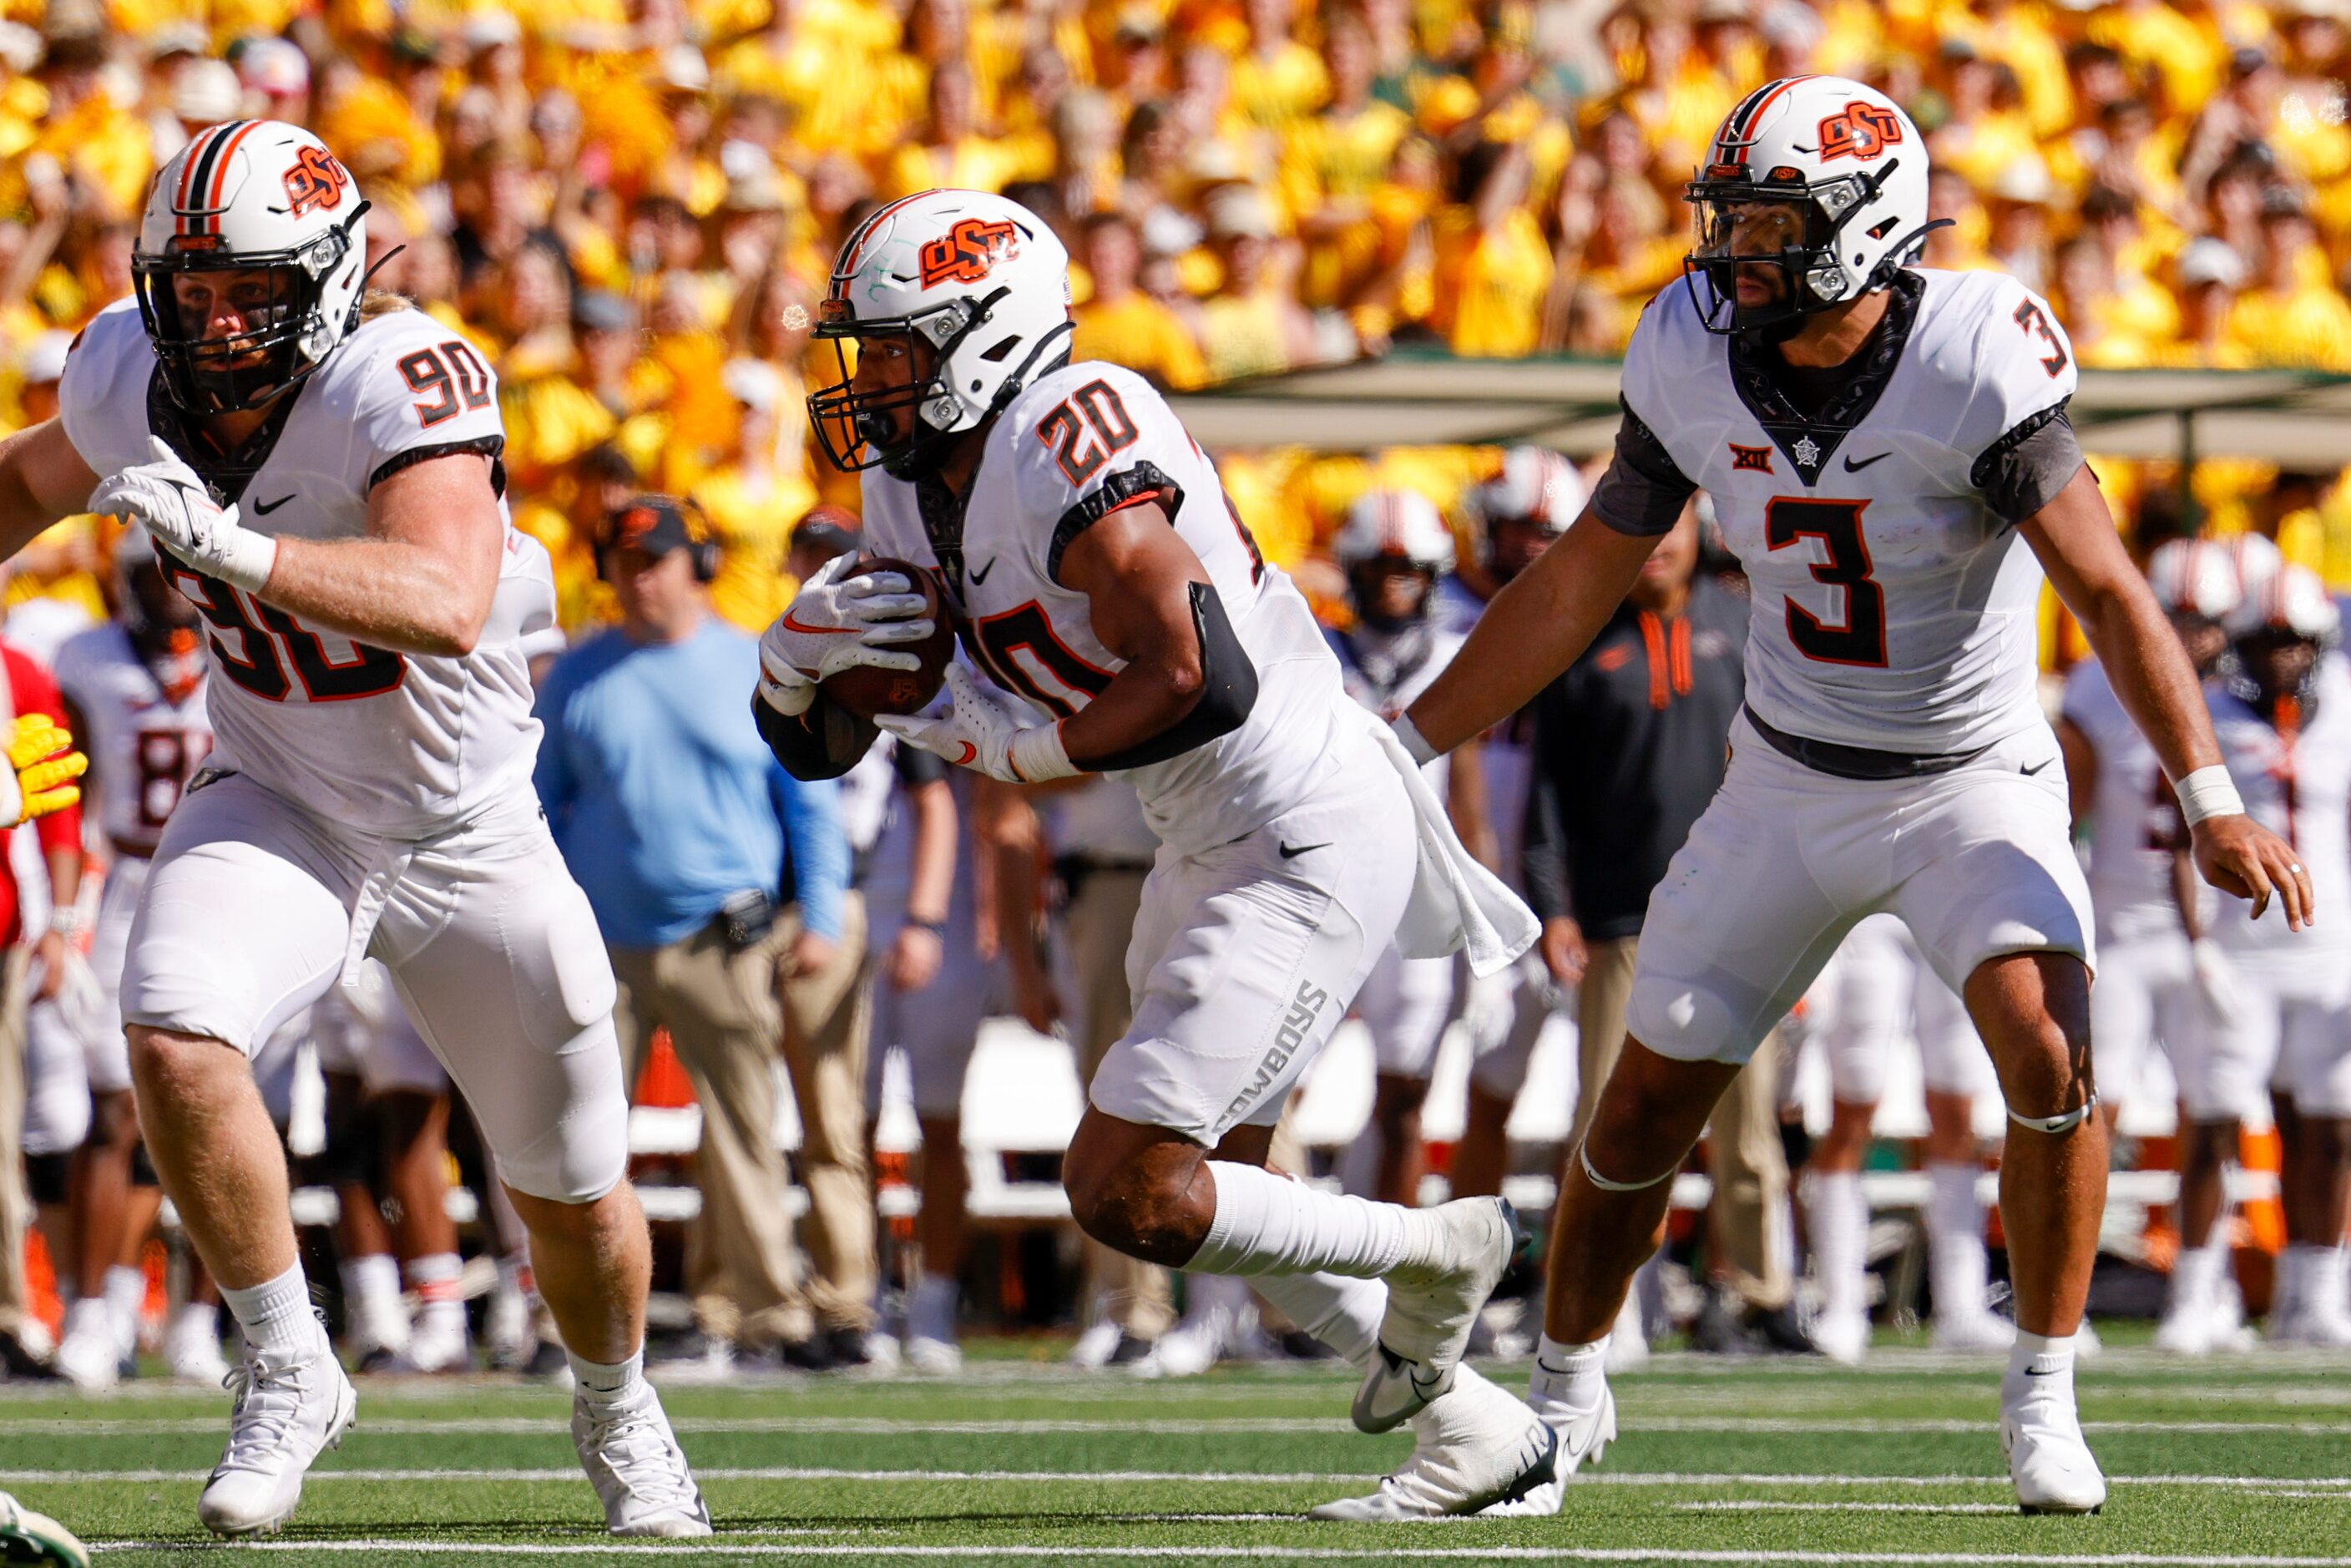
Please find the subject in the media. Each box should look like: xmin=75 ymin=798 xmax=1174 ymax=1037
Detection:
xmin=53 ymin=622 xmax=211 ymax=855
xmin=2060 ymin=657 xmax=2193 ymax=944
xmin=61 ymin=299 xmax=541 ymax=838
xmin=860 ymin=361 xmax=1342 ymax=855
xmin=1331 ymin=615 xmax=1465 ymax=794
xmin=2210 ymin=654 xmax=2351 ymax=962
xmin=1622 ymin=268 xmax=2078 ymax=755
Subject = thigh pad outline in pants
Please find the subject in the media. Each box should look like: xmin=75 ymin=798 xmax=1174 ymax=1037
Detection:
xmin=1625 ymin=728 xmax=1868 ymax=1066
xmin=119 ymin=774 xmax=359 ymax=1057
xmin=1092 ymin=768 xmax=1417 ymax=1146
xmin=372 ymin=816 xmax=628 ymax=1205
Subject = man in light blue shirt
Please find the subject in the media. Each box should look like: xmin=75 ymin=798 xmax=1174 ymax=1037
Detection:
xmin=537 ymin=497 xmax=851 ymax=1368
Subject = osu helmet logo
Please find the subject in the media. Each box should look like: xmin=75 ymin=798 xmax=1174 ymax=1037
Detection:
xmin=1817 ymin=103 xmax=1904 ymax=162
xmin=281 ymin=145 xmax=351 ymax=218
xmin=919 ymin=217 xmax=1020 ymax=288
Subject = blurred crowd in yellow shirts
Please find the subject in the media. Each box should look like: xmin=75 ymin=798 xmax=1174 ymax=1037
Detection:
xmin=0 ymin=0 xmax=2346 ymax=650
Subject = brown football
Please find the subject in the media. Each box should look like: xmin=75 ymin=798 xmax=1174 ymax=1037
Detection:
xmin=818 ymin=557 xmax=957 ymax=719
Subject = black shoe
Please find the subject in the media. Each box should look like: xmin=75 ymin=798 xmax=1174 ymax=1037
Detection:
xmin=1688 ymin=1292 xmax=1748 ymax=1356
xmin=822 ymin=1326 xmax=878 ymax=1368
xmin=524 ymin=1340 xmax=570 ymax=1379
xmin=0 ymin=1332 xmax=55 ymax=1380
xmin=646 ymin=1328 xmax=728 ymax=1366
xmin=772 ymin=1335 xmax=837 ymax=1373
xmin=356 ymin=1345 xmax=402 ymax=1374
xmin=1743 ymin=1303 xmax=1818 ymax=1356
xmin=1105 ymin=1332 xmax=1157 ymax=1367
xmin=1278 ymin=1329 xmax=1338 ymax=1361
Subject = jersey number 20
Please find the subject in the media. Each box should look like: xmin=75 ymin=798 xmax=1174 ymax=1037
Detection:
xmin=1765 ymin=497 xmax=1886 ymax=667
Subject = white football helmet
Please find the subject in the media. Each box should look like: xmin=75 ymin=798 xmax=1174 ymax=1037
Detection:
xmin=1336 ymin=489 xmax=1457 ymax=575
xmin=2221 ymin=531 xmax=2284 ymax=608
xmin=133 ymin=119 xmax=371 ymax=413
xmin=2145 ymin=539 xmax=2242 ymax=623
xmin=2230 ymin=562 xmax=2342 ymax=645
xmin=1464 ymin=447 xmax=1585 ymax=538
xmin=811 ymin=189 xmax=1074 ymax=479
xmin=1685 ymin=76 xmax=1932 ymax=338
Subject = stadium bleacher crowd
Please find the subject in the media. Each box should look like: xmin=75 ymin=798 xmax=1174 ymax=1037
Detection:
xmin=0 ymin=0 xmax=2345 ymax=1386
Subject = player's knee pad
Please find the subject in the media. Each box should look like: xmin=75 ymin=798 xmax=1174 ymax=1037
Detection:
xmin=2007 ymin=1090 xmax=2098 ymax=1136
xmin=24 ymin=1152 xmax=68 ymax=1206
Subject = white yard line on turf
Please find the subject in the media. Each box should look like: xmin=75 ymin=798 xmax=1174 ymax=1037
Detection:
xmin=18 ymin=1469 xmax=2351 ymax=1490
xmin=1671 ymin=1502 xmax=2015 ymax=1515
xmin=13 ymin=1415 xmax=2350 ymax=1438
xmin=73 ymin=1543 xmax=2351 ymax=1564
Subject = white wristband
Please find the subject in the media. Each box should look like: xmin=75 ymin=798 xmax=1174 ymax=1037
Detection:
xmin=2176 ymin=765 xmax=2244 ymax=827
xmin=1009 ymin=721 xmax=1079 ymax=783
xmin=1393 ymin=713 xmax=1438 ymax=767
xmin=47 ymin=906 xmax=87 ymax=941
xmin=216 ymin=529 xmax=279 ymax=595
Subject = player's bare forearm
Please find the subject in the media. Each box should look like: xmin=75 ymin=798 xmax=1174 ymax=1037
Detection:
xmin=2054 ymin=716 xmax=2096 ymax=829
xmin=1059 ymin=503 xmax=1231 ymax=767
xmin=2024 ymin=469 xmax=2312 ymax=928
xmin=265 ymin=453 xmax=503 ymax=657
xmin=1408 ymin=510 xmax=1658 ymax=753
xmin=2170 ymin=849 xmax=2208 ymax=942
xmin=0 ymin=419 xmax=100 ymax=564
xmin=2025 ymin=472 xmax=2219 ymax=784
xmin=907 ymin=779 xmax=957 ymax=925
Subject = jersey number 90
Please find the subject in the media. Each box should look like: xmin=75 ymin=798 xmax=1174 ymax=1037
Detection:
xmin=167 ymin=566 xmax=407 ymax=702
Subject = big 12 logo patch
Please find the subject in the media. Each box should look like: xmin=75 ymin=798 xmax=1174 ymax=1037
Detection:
xmin=1817 ymin=103 xmax=1904 ymax=162
xmin=920 ymin=217 xmax=1020 ymax=287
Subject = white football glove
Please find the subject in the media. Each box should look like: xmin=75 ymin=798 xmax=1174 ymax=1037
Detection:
xmin=876 ymin=664 xmax=1079 ymax=783
xmin=757 ymin=554 xmax=937 ymax=716
xmin=2189 ymin=936 xmax=2247 ymax=1030
xmin=88 ymin=436 xmax=277 ymax=594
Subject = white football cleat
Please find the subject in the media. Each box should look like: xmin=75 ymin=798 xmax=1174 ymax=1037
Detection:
xmin=197 ymin=1345 xmax=357 ymax=1537
xmin=1602 ymin=1291 xmax=1649 ymax=1373
xmin=484 ymin=1287 xmax=536 ymax=1373
xmin=1310 ymin=1364 xmax=1559 ymax=1520
xmin=1931 ymin=1313 xmax=2016 ymax=1354
xmin=2070 ymin=1319 xmax=2103 ymax=1359
xmin=2151 ymin=1308 xmax=2213 ymax=1357
xmin=53 ymin=1303 xmax=119 ymax=1393
xmin=1354 ymin=1197 xmax=1518 ymax=1434
xmin=1811 ymin=1309 xmax=1869 ymax=1366
xmin=1067 ymin=1321 xmax=1122 ymax=1370
xmin=903 ymin=1335 xmax=963 ymax=1374
xmin=394 ymin=1315 xmax=473 ymax=1376
xmin=572 ymin=1382 xmax=711 ymax=1537
xmin=165 ymin=1307 xmax=231 ymax=1388
xmin=2000 ymin=1376 xmax=2105 ymax=1515
xmin=1524 ymin=1363 xmax=1616 ymax=1480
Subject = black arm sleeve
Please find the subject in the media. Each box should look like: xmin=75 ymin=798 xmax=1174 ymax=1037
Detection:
xmin=1518 ymin=681 xmax=1574 ymax=922
xmin=1969 ymin=402 xmax=2084 ymax=524
xmin=1079 ymin=580 xmax=1259 ymax=771
xmin=1589 ymin=399 xmax=1698 ymax=538
xmin=752 ymin=689 xmax=881 ymax=781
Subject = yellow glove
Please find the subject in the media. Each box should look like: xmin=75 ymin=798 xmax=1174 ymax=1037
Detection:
xmin=2 ymin=713 xmax=85 ymax=827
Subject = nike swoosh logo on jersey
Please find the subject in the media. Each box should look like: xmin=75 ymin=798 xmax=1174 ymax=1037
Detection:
xmin=2022 ymin=757 xmax=2055 ymax=776
xmin=252 ymin=493 xmax=295 ymax=514
xmin=968 ymin=557 xmax=996 ymax=584
xmin=1842 ymin=452 xmax=1891 ymax=473
xmin=1279 ymin=841 xmax=1331 ymax=859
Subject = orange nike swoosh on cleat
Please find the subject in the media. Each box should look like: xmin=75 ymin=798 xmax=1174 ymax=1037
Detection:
xmin=954 ymin=743 xmax=978 ymax=765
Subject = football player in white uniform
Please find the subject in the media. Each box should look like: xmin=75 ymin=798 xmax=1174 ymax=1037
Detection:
xmin=1800 ymin=913 xmax=2009 ymax=1363
xmin=1329 ymin=489 xmax=1466 ymax=1207
xmin=2207 ymin=568 xmax=2351 ymax=1345
xmin=2057 ymin=538 xmax=2256 ymax=1355
xmin=0 ymin=124 xmax=705 ymax=1537
xmin=756 ymin=189 xmax=1551 ymax=1519
xmin=1400 ymin=78 xmax=2308 ymax=1515
xmin=49 ymin=529 xmax=224 ymax=1392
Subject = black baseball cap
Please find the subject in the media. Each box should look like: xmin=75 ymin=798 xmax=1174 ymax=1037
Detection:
xmin=600 ymin=495 xmax=700 ymax=564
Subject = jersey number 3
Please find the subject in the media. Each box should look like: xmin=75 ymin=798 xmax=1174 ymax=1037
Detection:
xmin=1765 ymin=497 xmax=1886 ymax=668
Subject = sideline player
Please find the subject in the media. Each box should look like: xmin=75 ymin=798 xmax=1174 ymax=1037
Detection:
xmin=1328 ymin=489 xmax=1466 ymax=1207
xmin=0 ymin=123 xmax=704 ymax=1537
xmin=756 ymin=189 xmax=1553 ymax=1518
xmin=2207 ymin=568 xmax=2351 ymax=1345
xmin=1398 ymin=78 xmax=2308 ymax=1514
xmin=2057 ymin=538 xmax=2257 ymax=1354
xmin=50 ymin=529 xmax=225 ymax=1392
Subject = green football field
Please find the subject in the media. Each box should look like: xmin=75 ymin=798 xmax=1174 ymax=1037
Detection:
xmin=10 ymin=1332 xmax=2351 ymax=1566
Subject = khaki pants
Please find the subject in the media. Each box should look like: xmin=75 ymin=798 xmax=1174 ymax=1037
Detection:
xmin=0 ymin=948 xmax=27 ymax=1335
xmin=612 ymin=922 xmax=809 ymax=1348
xmin=775 ymin=895 xmax=877 ymax=1333
xmin=1566 ymin=934 xmax=1791 ymax=1313
xmin=1064 ymin=867 xmax=1175 ymax=1342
